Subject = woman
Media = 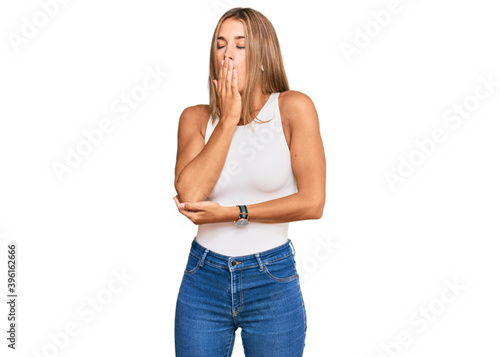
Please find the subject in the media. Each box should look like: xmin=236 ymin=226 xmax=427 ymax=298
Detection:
xmin=173 ymin=7 xmax=326 ymax=356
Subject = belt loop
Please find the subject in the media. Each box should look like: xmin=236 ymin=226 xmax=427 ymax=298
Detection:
xmin=255 ymin=253 xmax=264 ymax=271
xmin=200 ymin=248 xmax=209 ymax=267
xmin=289 ymin=239 xmax=295 ymax=256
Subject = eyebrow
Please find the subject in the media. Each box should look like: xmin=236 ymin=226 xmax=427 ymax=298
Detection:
xmin=217 ymin=36 xmax=246 ymax=41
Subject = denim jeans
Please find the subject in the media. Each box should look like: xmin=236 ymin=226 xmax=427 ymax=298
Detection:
xmin=175 ymin=236 xmax=307 ymax=356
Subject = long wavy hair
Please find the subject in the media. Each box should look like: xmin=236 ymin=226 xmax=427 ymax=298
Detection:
xmin=208 ymin=7 xmax=290 ymax=127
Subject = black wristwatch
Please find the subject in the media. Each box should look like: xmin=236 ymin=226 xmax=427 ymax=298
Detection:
xmin=234 ymin=205 xmax=249 ymax=226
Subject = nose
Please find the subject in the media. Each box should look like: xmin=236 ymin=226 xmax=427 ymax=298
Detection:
xmin=223 ymin=49 xmax=233 ymax=61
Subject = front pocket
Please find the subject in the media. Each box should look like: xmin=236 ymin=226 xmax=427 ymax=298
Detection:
xmin=263 ymin=254 xmax=296 ymax=282
xmin=184 ymin=252 xmax=201 ymax=275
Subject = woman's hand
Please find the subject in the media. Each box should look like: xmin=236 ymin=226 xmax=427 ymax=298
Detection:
xmin=213 ymin=58 xmax=241 ymax=126
xmin=173 ymin=195 xmax=235 ymax=225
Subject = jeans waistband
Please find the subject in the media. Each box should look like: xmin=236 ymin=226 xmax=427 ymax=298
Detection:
xmin=191 ymin=236 xmax=296 ymax=271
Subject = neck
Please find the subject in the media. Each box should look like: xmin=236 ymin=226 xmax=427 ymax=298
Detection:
xmin=236 ymin=88 xmax=270 ymax=125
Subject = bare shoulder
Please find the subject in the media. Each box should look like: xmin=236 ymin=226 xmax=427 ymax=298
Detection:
xmin=175 ymin=104 xmax=210 ymax=181
xmin=279 ymin=90 xmax=319 ymax=129
xmin=179 ymin=104 xmax=210 ymax=137
xmin=280 ymin=90 xmax=312 ymax=101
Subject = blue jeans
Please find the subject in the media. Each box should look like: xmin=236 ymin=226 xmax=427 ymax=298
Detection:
xmin=175 ymin=236 xmax=307 ymax=356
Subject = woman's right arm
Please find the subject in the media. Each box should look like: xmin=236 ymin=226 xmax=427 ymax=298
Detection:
xmin=174 ymin=105 xmax=237 ymax=203
xmin=175 ymin=58 xmax=241 ymax=202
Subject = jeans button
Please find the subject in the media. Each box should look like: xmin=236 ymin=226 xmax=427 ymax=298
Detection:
xmin=231 ymin=260 xmax=236 ymax=266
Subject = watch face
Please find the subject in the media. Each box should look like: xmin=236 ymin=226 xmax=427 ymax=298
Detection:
xmin=235 ymin=219 xmax=249 ymax=226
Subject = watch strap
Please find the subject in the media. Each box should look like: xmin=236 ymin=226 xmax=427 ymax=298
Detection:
xmin=236 ymin=205 xmax=248 ymax=219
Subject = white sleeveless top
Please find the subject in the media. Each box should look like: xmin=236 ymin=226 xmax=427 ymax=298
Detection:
xmin=195 ymin=92 xmax=298 ymax=256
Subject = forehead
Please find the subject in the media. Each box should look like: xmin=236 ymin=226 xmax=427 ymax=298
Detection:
xmin=217 ymin=18 xmax=245 ymax=39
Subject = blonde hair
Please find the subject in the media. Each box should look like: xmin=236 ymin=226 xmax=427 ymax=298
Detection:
xmin=208 ymin=7 xmax=290 ymax=127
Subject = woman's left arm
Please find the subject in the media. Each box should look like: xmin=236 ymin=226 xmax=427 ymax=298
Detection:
xmin=173 ymin=91 xmax=326 ymax=224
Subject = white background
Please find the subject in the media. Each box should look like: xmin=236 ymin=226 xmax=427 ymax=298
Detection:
xmin=1 ymin=0 xmax=499 ymax=356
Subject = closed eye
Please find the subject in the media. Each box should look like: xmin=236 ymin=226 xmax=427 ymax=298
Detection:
xmin=217 ymin=46 xmax=245 ymax=49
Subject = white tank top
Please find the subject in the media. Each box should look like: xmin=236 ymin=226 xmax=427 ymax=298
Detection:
xmin=195 ymin=92 xmax=298 ymax=256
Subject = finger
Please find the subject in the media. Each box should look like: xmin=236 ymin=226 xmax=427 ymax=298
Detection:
xmin=231 ymin=66 xmax=237 ymax=93
xmin=183 ymin=202 xmax=200 ymax=211
xmin=226 ymin=59 xmax=233 ymax=95
xmin=178 ymin=209 xmax=193 ymax=221
xmin=173 ymin=195 xmax=180 ymax=208
xmin=217 ymin=59 xmax=223 ymax=95
xmin=181 ymin=209 xmax=200 ymax=224
xmin=173 ymin=196 xmax=185 ymax=211
xmin=173 ymin=195 xmax=188 ymax=209
xmin=221 ymin=58 xmax=228 ymax=97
